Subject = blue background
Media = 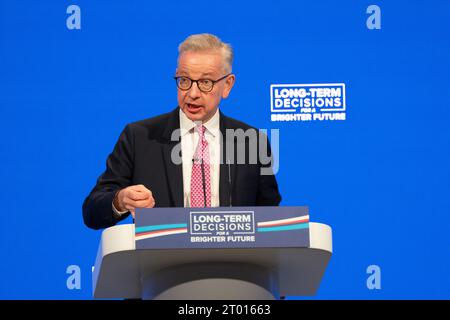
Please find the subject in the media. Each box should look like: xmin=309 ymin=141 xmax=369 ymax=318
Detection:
xmin=0 ymin=0 xmax=449 ymax=299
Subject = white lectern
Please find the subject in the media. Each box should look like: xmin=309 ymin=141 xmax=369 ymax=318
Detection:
xmin=92 ymin=222 xmax=332 ymax=299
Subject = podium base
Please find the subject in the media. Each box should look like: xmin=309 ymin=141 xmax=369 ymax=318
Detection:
xmin=141 ymin=262 xmax=277 ymax=300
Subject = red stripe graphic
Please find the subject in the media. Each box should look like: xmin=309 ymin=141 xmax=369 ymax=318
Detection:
xmin=135 ymin=228 xmax=187 ymax=237
xmin=259 ymin=218 xmax=309 ymax=228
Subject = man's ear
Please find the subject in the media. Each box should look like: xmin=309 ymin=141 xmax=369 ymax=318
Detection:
xmin=221 ymin=74 xmax=235 ymax=99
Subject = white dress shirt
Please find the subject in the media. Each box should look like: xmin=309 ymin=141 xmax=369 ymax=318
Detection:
xmin=180 ymin=108 xmax=221 ymax=207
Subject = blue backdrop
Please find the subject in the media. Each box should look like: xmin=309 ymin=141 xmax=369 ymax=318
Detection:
xmin=1 ymin=0 xmax=449 ymax=299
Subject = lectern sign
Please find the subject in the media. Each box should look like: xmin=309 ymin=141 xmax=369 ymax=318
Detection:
xmin=135 ymin=206 xmax=309 ymax=249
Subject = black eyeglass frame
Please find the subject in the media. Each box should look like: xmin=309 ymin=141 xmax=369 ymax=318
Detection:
xmin=174 ymin=73 xmax=232 ymax=92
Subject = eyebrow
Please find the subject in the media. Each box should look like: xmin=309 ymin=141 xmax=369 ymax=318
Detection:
xmin=176 ymin=71 xmax=216 ymax=78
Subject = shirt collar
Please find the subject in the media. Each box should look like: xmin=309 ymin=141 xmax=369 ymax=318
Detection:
xmin=179 ymin=107 xmax=220 ymax=137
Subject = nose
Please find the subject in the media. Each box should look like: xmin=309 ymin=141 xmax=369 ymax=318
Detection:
xmin=188 ymin=81 xmax=201 ymax=99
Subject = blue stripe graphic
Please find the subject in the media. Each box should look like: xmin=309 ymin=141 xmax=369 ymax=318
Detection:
xmin=135 ymin=223 xmax=187 ymax=234
xmin=257 ymin=223 xmax=309 ymax=233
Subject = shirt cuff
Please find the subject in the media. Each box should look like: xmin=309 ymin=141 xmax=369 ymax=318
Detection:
xmin=112 ymin=193 xmax=128 ymax=218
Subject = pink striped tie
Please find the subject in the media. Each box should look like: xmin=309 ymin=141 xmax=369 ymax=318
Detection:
xmin=190 ymin=125 xmax=211 ymax=207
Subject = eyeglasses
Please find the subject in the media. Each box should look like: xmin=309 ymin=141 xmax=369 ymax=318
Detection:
xmin=174 ymin=73 xmax=231 ymax=93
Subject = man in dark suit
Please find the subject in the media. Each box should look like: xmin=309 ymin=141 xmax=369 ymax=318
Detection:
xmin=83 ymin=33 xmax=281 ymax=230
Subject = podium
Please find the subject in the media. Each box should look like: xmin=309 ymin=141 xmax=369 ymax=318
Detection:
xmin=92 ymin=207 xmax=332 ymax=300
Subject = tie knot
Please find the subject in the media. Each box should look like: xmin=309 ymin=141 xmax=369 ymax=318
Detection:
xmin=195 ymin=125 xmax=206 ymax=136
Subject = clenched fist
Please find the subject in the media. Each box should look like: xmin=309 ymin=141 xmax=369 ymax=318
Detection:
xmin=113 ymin=184 xmax=155 ymax=218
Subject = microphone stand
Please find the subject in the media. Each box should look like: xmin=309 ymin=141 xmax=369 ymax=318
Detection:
xmin=200 ymin=158 xmax=207 ymax=207
xmin=227 ymin=158 xmax=233 ymax=207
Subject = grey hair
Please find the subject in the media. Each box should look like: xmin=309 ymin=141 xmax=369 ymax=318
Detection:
xmin=178 ymin=33 xmax=233 ymax=73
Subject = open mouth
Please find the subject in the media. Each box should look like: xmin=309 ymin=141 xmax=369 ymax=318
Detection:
xmin=186 ymin=103 xmax=202 ymax=112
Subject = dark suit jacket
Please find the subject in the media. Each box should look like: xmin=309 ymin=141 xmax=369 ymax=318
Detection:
xmin=82 ymin=107 xmax=281 ymax=229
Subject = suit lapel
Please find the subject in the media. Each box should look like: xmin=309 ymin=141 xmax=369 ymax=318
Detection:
xmin=161 ymin=107 xmax=184 ymax=207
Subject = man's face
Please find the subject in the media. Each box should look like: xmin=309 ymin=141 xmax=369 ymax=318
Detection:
xmin=176 ymin=51 xmax=235 ymax=122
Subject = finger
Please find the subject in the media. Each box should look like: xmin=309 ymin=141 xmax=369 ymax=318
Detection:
xmin=144 ymin=198 xmax=155 ymax=208
xmin=129 ymin=189 xmax=152 ymax=201
xmin=123 ymin=202 xmax=136 ymax=214
xmin=123 ymin=197 xmax=153 ymax=208
xmin=127 ymin=190 xmax=151 ymax=201
xmin=127 ymin=191 xmax=150 ymax=201
xmin=130 ymin=185 xmax=152 ymax=195
xmin=124 ymin=204 xmax=136 ymax=214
